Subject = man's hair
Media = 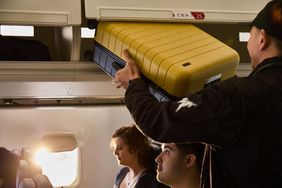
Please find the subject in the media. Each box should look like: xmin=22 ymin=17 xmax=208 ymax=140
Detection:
xmin=0 ymin=147 xmax=19 ymax=188
xmin=251 ymin=0 xmax=282 ymax=41
xmin=273 ymin=37 xmax=282 ymax=50
xmin=176 ymin=143 xmax=205 ymax=170
xmin=112 ymin=124 xmax=151 ymax=169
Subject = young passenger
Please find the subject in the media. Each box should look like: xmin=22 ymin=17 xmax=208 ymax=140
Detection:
xmin=111 ymin=125 xmax=159 ymax=188
xmin=156 ymin=143 xmax=205 ymax=188
xmin=113 ymin=1 xmax=282 ymax=187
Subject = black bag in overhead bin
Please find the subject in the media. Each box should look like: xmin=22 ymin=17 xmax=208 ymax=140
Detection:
xmin=0 ymin=36 xmax=51 ymax=61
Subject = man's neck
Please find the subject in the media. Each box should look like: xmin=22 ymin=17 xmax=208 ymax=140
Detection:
xmin=171 ymin=172 xmax=200 ymax=188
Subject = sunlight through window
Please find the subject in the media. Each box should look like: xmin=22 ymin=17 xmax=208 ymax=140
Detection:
xmin=34 ymin=147 xmax=79 ymax=187
xmin=239 ymin=32 xmax=250 ymax=42
xmin=0 ymin=25 xmax=34 ymax=37
xmin=81 ymin=27 xmax=95 ymax=38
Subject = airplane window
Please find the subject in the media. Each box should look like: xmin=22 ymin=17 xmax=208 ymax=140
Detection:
xmin=33 ymin=134 xmax=79 ymax=187
xmin=239 ymin=32 xmax=250 ymax=42
xmin=0 ymin=25 xmax=34 ymax=37
xmin=34 ymin=147 xmax=79 ymax=187
xmin=81 ymin=27 xmax=95 ymax=38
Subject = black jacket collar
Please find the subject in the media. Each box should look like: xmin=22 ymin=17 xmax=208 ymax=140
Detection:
xmin=250 ymin=56 xmax=282 ymax=76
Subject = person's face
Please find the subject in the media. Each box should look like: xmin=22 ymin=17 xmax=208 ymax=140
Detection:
xmin=247 ymin=26 xmax=261 ymax=68
xmin=112 ymin=137 xmax=136 ymax=167
xmin=155 ymin=143 xmax=186 ymax=186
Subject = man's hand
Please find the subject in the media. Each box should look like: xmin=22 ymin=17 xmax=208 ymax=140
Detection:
xmin=113 ymin=49 xmax=141 ymax=89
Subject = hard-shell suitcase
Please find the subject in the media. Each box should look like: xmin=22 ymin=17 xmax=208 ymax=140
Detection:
xmin=93 ymin=22 xmax=239 ymax=101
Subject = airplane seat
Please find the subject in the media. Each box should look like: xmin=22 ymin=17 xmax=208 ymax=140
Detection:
xmin=32 ymin=174 xmax=53 ymax=188
xmin=16 ymin=152 xmax=53 ymax=188
xmin=19 ymin=175 xmax=52 ymax=188
xmin=16 ymin=160 xmax=32 ymax=186
xmin=18 ymin=178 xmax=36 ymax=188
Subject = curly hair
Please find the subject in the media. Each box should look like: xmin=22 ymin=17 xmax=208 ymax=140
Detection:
xmin=111 ymin=124 xmax=151 ymax=169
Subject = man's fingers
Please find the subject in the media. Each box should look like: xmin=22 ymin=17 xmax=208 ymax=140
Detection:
xmin=112 ymin=79 xmax=122 ymax=88
xmin=112 ymin=49 xmax=140 ymax=89
xmin=122 ymin=49 xmax=130 ymax=60
xmin=112 ymin=77 xmax=128 ymax=89
xmin=122 ymin=49 xmax=134 ymax=64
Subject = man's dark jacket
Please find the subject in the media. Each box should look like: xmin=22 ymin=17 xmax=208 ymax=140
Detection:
xmin=124 ymin=57 xmax=282 ymax=188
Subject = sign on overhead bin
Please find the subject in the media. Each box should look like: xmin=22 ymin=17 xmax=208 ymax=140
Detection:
xmin=84 ymin=0 xmax=269 ymax=23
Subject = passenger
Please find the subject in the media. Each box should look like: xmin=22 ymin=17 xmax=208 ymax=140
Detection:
xmin=0 ymin=147 xmax=19 ymax=188
xmin=113 ymin=0 xmax=282 ymax=187
xmin=155 ymin=143 xmax=205 ymax=188
xmin=111 ymin=125 xmax=159 ymax=188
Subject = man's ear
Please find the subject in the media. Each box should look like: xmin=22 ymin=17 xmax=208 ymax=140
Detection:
xmin=259 ymin=29 xmax=271 ymax=50
xmin=185 ymin=154 xmax=196 ymax=168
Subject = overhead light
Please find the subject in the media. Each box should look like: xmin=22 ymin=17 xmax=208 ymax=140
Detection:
xmin=239 ymin=32 xmax=250 ymax=42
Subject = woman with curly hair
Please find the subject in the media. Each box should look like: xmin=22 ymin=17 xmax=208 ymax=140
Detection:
xmin=111 ymin=124 xmax=159 ymax=188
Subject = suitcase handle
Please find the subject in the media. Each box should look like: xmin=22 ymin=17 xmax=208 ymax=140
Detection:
xmin=112 ymin=61 xmax=125 ymax=71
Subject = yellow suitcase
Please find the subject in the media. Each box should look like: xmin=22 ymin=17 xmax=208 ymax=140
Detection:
xmin=93 ymin=22 xmax=239 ymax=101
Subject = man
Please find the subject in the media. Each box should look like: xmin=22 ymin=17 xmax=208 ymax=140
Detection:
xmin=113 ymin=0 xmax=282 ymax=187
xmin=155 ymin=143 xmax=204 ymax=188
xmin=0 ymin=147 xmax=19 ymax=188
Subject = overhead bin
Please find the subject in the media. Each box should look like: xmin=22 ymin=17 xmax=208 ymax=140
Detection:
xmin=0 ymin=0 xmax=81 ymax=26
xmin=85 ymin=0 xmax=269 ymax=22
xmin=0 ymin=0 xmax=82 ymax=61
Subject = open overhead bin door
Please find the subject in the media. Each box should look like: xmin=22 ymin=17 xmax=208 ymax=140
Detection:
xmin=85 ymin=0 xmax=269 ymax=22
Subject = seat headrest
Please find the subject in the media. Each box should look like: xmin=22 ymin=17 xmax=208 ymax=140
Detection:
xmin=18 ymin=178 xmax=36 ymax=188
xmin=16 ymin=160 xmax=53 ymax=188
xmin=33 ymin=174 xmax=53 ymax=188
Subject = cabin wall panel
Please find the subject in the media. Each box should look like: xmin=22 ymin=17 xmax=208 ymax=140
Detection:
xmin=0 ymin=105 xmax=133 ymax=188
